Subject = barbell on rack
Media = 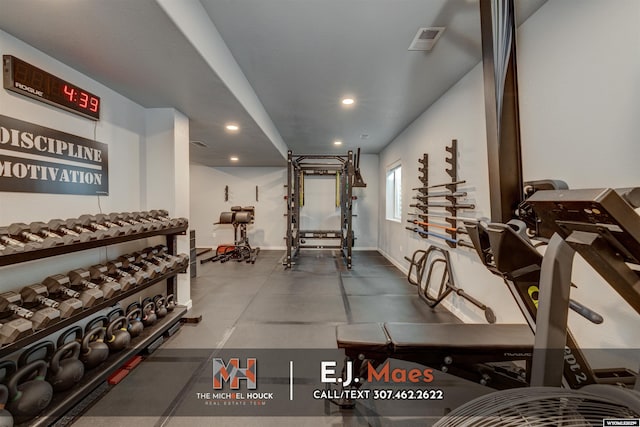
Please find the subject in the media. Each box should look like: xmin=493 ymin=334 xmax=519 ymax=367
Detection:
xmin=410 ymin=202 xmax=475 ymax=210
xmin=411 ymin=180 xmax=466 ymax=191
xmin=405 ymin=227 xmax=475 ymax=249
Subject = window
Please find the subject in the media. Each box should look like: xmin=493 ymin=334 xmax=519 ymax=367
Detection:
xmin=386 ymin=163 xmax=402 ymax=221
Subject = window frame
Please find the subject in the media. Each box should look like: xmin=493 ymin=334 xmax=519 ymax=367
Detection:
xmin=385 ymin=161 xmax=402 ymax=223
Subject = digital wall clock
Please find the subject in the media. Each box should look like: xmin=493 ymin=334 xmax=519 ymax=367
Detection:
xmin=3 ymin=55 xmax=100 ymax=120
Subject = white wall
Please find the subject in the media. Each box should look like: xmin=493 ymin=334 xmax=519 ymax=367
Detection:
xmin=378 ymin=0 xmax=640 ymax=361
xmin=0 ymin=30 xmax=191 ymax=313
xmin=144 ymin=108 xmax=191 ymax=307
xmin=518 ymin=0 xmax=640 ymax=189
xmin=379 ymin=64 xmax=520 ymax=324
xmin=516 ymin=0 xmax=640 ymax=359
xmin=0 ymin=29 xmax=149 ymax=293
xmin=189 ymin=153 xmax=378 ymax=250
xmin=190 ymin=165 xmax=287 ymax=249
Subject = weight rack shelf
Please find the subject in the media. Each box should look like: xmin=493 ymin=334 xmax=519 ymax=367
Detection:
xmin=0 ymin=224 xmax=188 ymax=267
xmin=22 ymin=305 xmax=187 ymax=427
xmin=0 ymin=266 xmax=187 ymax=358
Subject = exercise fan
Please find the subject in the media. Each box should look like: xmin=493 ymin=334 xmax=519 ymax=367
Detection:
xmin=433 ymin=386 xmax=640 ymax=427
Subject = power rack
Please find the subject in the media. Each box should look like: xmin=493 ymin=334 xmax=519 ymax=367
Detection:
xmin=284 ymin=150 xmax=365 ymax=269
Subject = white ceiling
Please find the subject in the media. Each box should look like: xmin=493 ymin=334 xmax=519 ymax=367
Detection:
xmin=0 ymin=0 xmax=546 ymax=167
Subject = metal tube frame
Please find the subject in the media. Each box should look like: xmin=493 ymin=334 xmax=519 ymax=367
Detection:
xmin=284 ymin=150 xmax=356 ymax=269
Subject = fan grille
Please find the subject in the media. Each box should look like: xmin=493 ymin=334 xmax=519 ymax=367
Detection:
xmin=434 ymin=387 xmax=640 ymax=427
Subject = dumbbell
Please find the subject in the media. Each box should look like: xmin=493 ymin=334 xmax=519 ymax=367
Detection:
xmin=132 ymin=211 xmax=173 ymax=229
xmin=94 ymin=213 xmax=135 ymax=235
xmin=122 ymin=212 xmax=162 ymax=231
xmin=0 ymin=241 xmax=24 ymax=256
xmin=0 ymin=317 xmax=33 ymax=345
xmin=77 ymin=214 xmax=123 ymax=237
xmin=150 ymin=245 xmax=189 ymax=269
xmin=0 ymin=227 xmax=41 ymax=252
xmin=64 ymin=218 xmax=103 ymax=240
xmin=29 ymin=221 xmax=80 ymax=245
xmin=119 ymin=213 xmax=156 ymax=232
xmin=150 ymin=210 xmax=188 ymax=227
xmin=69 ymin=267 xmax=120 ymax=299
xmin=106 ymin=260 xmax=143 ymax=287
xmin=89 ymin=264 xmax=132 ymax=293
xmin=21 ymin=283 xmax=80 ymax=319
xmin=48 ymin=219 xmax=92 ymax=242
xmin=142 ymin=248 xmax=178 ymax=270
xmin=64 ymin=271 xmax=105 ymax=306
xmin=6 ymin=223 xmax=64 ymax=248
xmin=108 ymin=213 xmax=144 ymax=233
xmin=116 ymin=256 xmax=152 ymax=282
xmin=121 ymin=254 xmax=159 ymax=278
xmin=0 ymin=291 xmax=59 ymax=330
xmin=133 ymin=211 xmax=172 ymax=228
xmin=131 ymin=252 xmax=168 ymax=275
xmin=42 ymin=275 xmax=85 ymax=314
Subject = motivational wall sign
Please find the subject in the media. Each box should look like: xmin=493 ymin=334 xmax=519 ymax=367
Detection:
xmin=0 ymin=114 xmax=108 ymax=195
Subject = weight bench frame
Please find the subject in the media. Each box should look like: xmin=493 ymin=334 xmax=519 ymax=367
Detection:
xmin=200 ymin=207 xmax=260 ymax=265
xmin=336 ymin=322 xmax=533 ymax=399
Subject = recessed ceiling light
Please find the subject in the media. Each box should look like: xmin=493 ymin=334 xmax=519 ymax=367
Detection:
xmin=334 ymin=140 xmax=343 ymax=146
xmin=225 ymin=124 xmax=240 ymax=131
xmin=341 ymin=98 xmax=355 ymax=106
xmin=230 ymin=156 xmax=239 ymax=162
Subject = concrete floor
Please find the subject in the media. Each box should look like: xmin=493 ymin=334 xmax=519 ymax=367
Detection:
xmin=70 ymin=250 xmax=490 ymax=427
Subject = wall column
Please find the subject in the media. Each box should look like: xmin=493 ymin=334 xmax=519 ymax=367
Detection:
xmin=144 ymin=108 xmax=191 ymax=308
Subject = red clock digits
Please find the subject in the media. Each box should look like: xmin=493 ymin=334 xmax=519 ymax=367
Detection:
xmin=89 ymin=97 xmax=99 ymax=112
xmin=63 ymin=85 xmax=74 ymax=102
xmin=79 ymin=91 xmax=89 ymax=108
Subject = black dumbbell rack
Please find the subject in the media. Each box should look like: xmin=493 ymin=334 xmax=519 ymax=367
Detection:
xmin=0 ymin=225 xmax=186 ymax=267
xmin=0 ymin=221 xmax=188 ymax=426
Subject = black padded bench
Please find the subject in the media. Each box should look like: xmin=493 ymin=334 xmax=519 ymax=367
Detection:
xmin=336 ymin=322 xmax=533 ymax=388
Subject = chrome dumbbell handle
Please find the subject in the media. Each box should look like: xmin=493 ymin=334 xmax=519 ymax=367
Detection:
xmin=1 ymin=235 xmax=25 ymax=247
xmin=36 ymin=296 xmax=60 ymax=309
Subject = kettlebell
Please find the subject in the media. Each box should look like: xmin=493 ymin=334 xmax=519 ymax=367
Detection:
xmin=57 ymin=325 xmax=83 ymax=348
xmin=107 ymin=307 xmax=124 ymax=321
xmin=81 ymin=327 xmax=109 ymax=369
xmin=153 ymin=295 xmax=168 ymax=318
xmin=18 ymin=341 xmax=54 ymax=368
xmin=85 ymin=315 xmax=108 ymax=335
xmin=126 ymin=308 xmax=144 ymax=338
xmin=106 ymin=316 xmax=130 ymax=352
xmin=141 ymin=302 xmax=157 ymax=327
xmin=0 ymin=361 xmax=16 ymax=385
xmin=0 ymin=384 xmax=13 ymax=427
xmin=6 ymin=360 xmax=52 ymax=424
xmin=47 ymin=341 xmax=84 ymax=392
xmin=165 ymin=294 xmax=176 ymax=312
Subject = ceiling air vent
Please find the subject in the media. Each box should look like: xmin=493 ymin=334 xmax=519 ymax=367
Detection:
xmin=190 ymin=140 xmax=208 ymax=148
xmin=408 ymin=27 xmax=445 ymax=51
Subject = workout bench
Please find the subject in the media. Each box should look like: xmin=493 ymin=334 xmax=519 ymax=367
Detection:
xmin=336 ymin=322 xmax=533 ymax=393
xmin=200 ymin=206 xmax=260 ymax=265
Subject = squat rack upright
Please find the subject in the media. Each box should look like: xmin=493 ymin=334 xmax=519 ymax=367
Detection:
xmin=284 ymin=149 xmax=366 ymax=269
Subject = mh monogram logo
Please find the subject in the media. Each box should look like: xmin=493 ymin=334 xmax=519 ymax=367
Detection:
xmin=213 ymin=358 xmax=257 ymax=390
